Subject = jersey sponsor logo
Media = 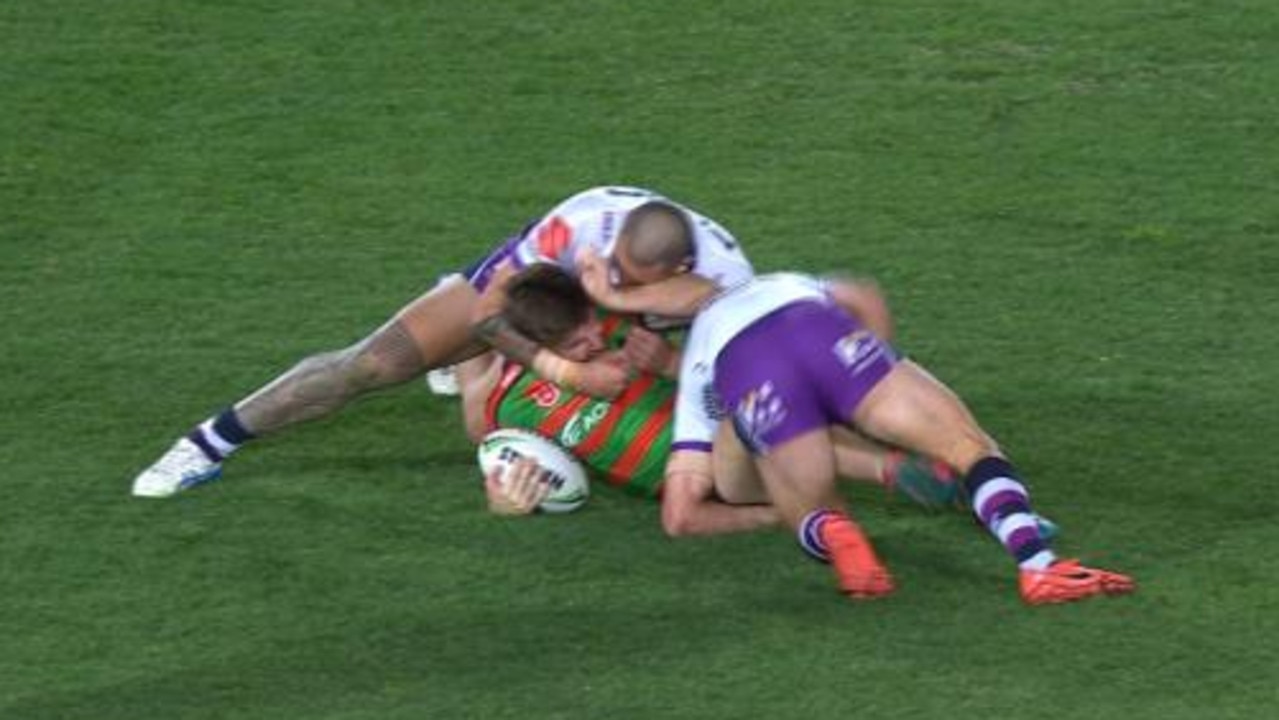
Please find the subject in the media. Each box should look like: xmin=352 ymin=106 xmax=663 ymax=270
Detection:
xmin=525 ymin=380 xmax=561 ymax=408
xmin=536 ymin=217 xmax=573 ymax=260
xmin=559 ymin=401 xmax=610 ymax=447
xmin=732 ymin=381 xmax=788 ymax=452
xmin=832 ymin=330 xmax=879 ymax=371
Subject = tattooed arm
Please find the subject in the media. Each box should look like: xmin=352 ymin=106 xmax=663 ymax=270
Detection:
xmin=470 ymin=313 xmax=542 ymax=367
xmin=467 ymin=261 xmax=544 ymax=367
xmin=469 ymin=262 xmax=628 ymax=398
xmin=470 ymin=312 xmax=628 ymax=398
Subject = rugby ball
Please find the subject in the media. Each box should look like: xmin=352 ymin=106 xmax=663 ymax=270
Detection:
xmin=477 ymin=428 xmax=590 ymax=514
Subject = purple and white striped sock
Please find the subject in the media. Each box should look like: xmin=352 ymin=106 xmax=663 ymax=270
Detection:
xmin=965 ymin=457 xmax=1056 ymax=571
xmin=797 ymin=509 xmax=836 ymax=563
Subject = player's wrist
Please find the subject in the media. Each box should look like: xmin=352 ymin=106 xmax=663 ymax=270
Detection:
xmin=532 ymin=350 xmax=582 ymax=388
xmin=661 ymin=351 xmax=680 ymax=379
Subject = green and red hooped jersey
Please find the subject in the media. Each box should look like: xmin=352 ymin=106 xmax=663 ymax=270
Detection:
xmin=484 ymin=314 xmax=674 ymax=498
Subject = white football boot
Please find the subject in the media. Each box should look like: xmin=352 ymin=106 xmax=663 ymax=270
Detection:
xmin=131 ymin=437 xmax=222 ymax=498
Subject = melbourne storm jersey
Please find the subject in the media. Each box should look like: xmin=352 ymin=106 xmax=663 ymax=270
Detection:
xmin=512 ymin=186 xmax=754 ymax=290
xmin=671 ymin=273 xmax=832 ymax=452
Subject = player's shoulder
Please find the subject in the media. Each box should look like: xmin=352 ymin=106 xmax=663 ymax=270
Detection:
xmin=526 ymin=186 xmax=668 ymax=263
xmin=741 ymin=271 xmax=824 ymax=294
xmin=549 ymin=185 xmax=666 ymax=214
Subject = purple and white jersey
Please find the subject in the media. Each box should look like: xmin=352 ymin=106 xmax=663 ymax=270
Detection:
xmin=672 ymin=273 xmax=832 ymax=451
xmin=511 ymin=186 xmax=753 ymax=289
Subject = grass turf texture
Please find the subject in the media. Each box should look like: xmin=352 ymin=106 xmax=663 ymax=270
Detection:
xmin=3 ymin=0 xmax=1277 ymax=717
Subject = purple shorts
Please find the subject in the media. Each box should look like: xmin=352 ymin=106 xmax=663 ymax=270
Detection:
xmin=714 ymin=301 xmax=899 ymax=454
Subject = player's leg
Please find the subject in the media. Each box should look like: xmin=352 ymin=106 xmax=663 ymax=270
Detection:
xmin=712 ymin=419 xmax=944 ymax=505
xmin=851 ymin=360 xmax=1134 ymax=603
xmin=715 ymin=417 xmax=958 ymax=509
xmin=131 ymin=278 xmax=484 ymax=498
xmin=132 ymin=232 xmax=526 ymax=498
xmin=709 ymin=419 xmax=769 ymax=505
xmin=747 ymin=428 xmax=894 ymax=598
xmin=830 ymin=426 xmax=958 ymax=508
xmin=235 ymin=276 xmax=483 ymax=434
xmin=712 ymin=302 xmax=894 ymax=598
xmin=849 ymin=360 xmax=998 ymax=473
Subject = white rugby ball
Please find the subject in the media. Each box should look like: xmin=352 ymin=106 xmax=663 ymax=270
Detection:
xmin=477 ymin=428 xmax=590 ymax=514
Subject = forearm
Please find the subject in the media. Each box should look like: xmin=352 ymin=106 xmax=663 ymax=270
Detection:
xmin=672 ymin=500 xmax=778 ymax=536
xmin=471 ymin=313 xmax=543 ymax=367
xmin=660 ymin=470 xmax=780 ymax=536
xmin=604 ymin=274 xmax=718 ymax=317
xmin=456 ymin=353 xmax=502 ymax=444
xmin=470 ymin=312 xmax=629 ymax=397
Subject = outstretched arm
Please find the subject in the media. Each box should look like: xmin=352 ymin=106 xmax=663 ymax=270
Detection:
xmin=578 ymin=246 xmax=718 ymax=317
xmin=588 ymin=273 xmax=719 ymax=317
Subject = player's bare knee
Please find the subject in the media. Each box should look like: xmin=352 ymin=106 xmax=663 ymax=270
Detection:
xmin=344 ymin=322 xmax=428 ymax=390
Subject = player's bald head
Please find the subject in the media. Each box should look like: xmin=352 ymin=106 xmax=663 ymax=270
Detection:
xmin=617 ymin=201 xmax=694 ymax=274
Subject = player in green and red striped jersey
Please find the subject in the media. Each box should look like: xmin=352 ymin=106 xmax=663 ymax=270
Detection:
xmin=456 ymin=265 xmax=958 ymax=532
xmin=477 ymin=310 xmax=674 ymax=499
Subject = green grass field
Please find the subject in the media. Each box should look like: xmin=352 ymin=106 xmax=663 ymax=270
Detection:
xmin=3 ymin=1 xmax=1278 ymax=718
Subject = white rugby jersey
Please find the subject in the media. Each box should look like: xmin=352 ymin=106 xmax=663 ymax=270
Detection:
xmin=671 ymin=273 xmax=831 ymax=451
xmin=513 ymin=186 xmax=753 ymax=288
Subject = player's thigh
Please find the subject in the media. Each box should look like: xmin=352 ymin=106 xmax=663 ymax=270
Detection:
xmin=711 ymin=420 xmax=770 ymax=505
xmin=851 ymin=360 xmax=998 ymax=473
xmin=392 ymin=275 xmax=488 ymax=367
xmin=752 ymin=428 xmax=841 ymax=526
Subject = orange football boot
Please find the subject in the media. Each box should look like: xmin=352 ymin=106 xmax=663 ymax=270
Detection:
xmin=820 ymin=514 xmax=895 ymax=599
xmin=1020 ymin=559 xmax=1135 ymax=605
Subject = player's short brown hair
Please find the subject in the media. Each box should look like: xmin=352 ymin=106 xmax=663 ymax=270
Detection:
xmin=502 ymin=264 xmax=591 ymax=347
